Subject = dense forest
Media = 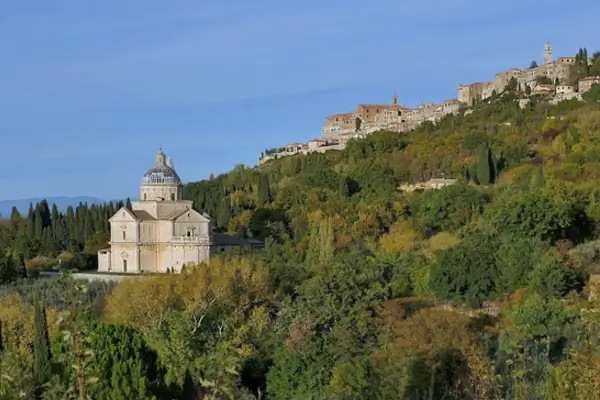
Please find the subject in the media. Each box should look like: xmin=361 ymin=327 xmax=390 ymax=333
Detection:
xmin=3 ymin=70 xmax=600 ymax=398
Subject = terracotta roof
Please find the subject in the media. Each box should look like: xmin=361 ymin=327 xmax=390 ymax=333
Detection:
xmin=131 ymin=210 xmax=155 ymax=220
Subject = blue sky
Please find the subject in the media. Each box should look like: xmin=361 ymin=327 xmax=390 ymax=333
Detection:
xmin=0 ymin=0 xmax=599 ymax=201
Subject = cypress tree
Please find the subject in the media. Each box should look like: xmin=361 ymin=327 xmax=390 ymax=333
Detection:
xmin=339 ymin=177 xmax=349 ymax=197
xmin=26 ymin=203 xmax=35 ymax=238
xmin=476 ymin=145 xmax=493 ymax=185
xmin=217 ymin=198 xmax=230 ymax=229
xmin=257 ymin=175 xmax=271 ymax=205
xmin=39 ymin=200 xmax=51 ymax=228
xmin=50 ymin=204 xmax=59 ymax=228
xmin=33 ymin=206 xmax=44 ymax=241
xmin=84 ymin=210 xmax=95 ymax=242
xmin=33 ymin=293 xmax=52 ymax=396
xmin=50 ymin=204 xmax=62 ymax=248
xmin=305 ymin=219 xmax=321 ymax=266
xmin=10 ymin=206 xmax=22 ymax=232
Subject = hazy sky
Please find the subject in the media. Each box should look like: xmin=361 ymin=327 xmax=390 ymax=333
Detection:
xmin=0 ymin=0 xmax=598 ymax=200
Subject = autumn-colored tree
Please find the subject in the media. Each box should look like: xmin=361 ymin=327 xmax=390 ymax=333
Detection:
xmin=104 ymin=257 xmax=273 ymax=394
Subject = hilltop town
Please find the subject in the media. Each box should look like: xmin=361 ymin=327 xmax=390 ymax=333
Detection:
xmin=259 ymin=43 xmax=600 ymax=164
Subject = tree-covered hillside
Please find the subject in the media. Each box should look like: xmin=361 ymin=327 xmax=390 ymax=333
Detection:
xmin=3 ymin=87 xmax=600 ymax=398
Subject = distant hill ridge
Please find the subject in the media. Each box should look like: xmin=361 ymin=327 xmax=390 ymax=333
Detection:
xmin=0 ymin=196 xmax=112 ymax=218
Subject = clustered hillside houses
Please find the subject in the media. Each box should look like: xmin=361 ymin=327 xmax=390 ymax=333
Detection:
xmin=258 ymin=42 xmax=600 ymax=165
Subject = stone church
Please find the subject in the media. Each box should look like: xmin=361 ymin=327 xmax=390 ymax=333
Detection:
xmin=98 ymin=149 xmax=262 ymax=274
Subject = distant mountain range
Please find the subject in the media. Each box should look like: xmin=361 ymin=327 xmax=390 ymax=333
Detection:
xmin=0 ymin=196 xmax=109 ymax=218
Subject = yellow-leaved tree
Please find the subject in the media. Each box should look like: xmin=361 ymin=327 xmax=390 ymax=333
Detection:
xmin=378 ymin=220 xmax=422 ymax=254
xmin=103 ymin=257 xmax=273 ymax=395
xmin=545 ymin=294 xmax=600 ymax=400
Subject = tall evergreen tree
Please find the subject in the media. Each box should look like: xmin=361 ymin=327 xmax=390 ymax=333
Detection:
xmin=86 ymin=322 xmax=169 ymax=399
xmin=257 ymin=174 xmax=272 ymax=205
xmin=33 ymin=293 xmax=52 ymax=397
xmin=9 ymin=206 xmax=22 ymax=232
xmin=39 ymin=200 xmax=51 ymax=229
xmin=476 ymin=145 xmax=494 ymax=185
xmin=26 ymin=203 xmax=35 ymax=239
xmin=305 ymin=219 xmax=321 ymax=266
xmin=338 ymin=177 xmax=349 ymax=197
xmin=33 ymin=206 xmax=43 ymax=241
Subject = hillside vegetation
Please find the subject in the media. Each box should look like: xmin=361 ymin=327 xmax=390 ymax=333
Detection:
xmin=3 ymin=89 xmax=600 ymax=398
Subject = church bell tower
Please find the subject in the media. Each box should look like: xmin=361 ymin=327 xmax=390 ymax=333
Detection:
xmin=544 ymin=42 xmax=553 ymax=65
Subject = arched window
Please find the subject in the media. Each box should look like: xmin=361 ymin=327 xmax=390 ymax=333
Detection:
xmin=171 ymin=193 xmax=175 ymax=201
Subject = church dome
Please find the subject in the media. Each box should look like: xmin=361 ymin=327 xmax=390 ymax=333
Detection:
xmin=141 ymin=149 xmax=182 ymax=185
xmin=141 ymin=164 xmax=182 ymax=185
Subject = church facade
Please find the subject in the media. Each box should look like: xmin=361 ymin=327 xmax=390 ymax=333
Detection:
xmin=97 ymin=149 xmax=262 ymax=274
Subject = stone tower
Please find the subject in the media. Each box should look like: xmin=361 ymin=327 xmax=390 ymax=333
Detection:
xmin=544 ymin=42 xmax=553 ymax=65
xmin=140 ymin=148 xmax=184 ymax=202
xmin=392 ymin=93 xmax=398 ymax=105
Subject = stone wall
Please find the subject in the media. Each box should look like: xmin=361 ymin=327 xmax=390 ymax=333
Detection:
xmin=41 ymin=271 xmax=144 ymax=283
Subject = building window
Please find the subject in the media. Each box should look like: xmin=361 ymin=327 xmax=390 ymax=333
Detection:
xmin=144 ymin=193 xmax=147 ymax=200
xmin=122 ymin=231 xmax=126 ymax=240
xmin=123 ymin=259 xmax=128 ymax=272
xmin=171 ymin=193 xmax=175 ymax=201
